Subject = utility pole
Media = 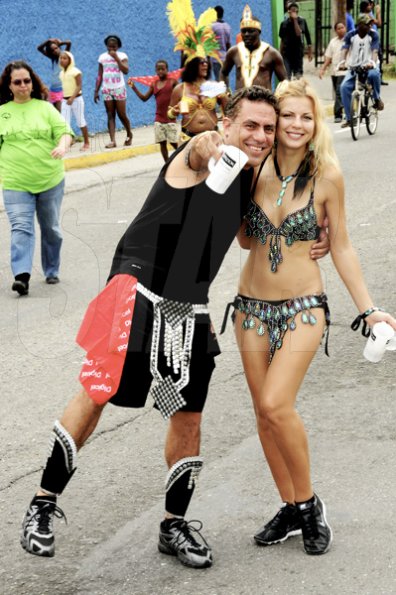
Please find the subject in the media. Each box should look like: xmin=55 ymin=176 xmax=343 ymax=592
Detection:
xmin=333 ymin=0 xmax=346 ymax=25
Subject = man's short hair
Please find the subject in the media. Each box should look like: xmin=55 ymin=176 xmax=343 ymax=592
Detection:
xmin=224 ymin=86 xmax=278 ymax=120
xmin=215 ymin=5 xmax=224 ymax=19
xmin=288 ymin=2 xmax=299 ymax=9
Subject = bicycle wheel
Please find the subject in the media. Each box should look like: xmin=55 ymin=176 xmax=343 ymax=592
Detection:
xmin=350 ymin=91 xmax=361 ymax=141
xmin=365 ymin=93 xmax=378 ymax=135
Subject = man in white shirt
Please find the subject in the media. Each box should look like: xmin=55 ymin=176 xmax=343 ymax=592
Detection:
xmin=339 ymin=14 xmax=383 ymax=128
xmin=319 ymin=22 xmax=347 ymax=123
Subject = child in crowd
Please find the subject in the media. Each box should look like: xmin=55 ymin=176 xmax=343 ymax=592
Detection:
xmin=59 ymin=51 xmax=90 ymax=150
xmin=129 ymin=60 xmax=178 ymax=162
xmin=37 ymin=37 xmax=71 ymax=112
xmin=94 ymin=35 xmax=133 ymax=149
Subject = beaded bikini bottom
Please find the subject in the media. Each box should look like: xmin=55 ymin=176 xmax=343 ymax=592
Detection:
xmin=221 ymin=292 xmax=330 ymax=363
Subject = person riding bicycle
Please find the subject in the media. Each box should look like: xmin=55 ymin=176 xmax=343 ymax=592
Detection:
xmin=339 ymin=14 xmax=384 ymax=129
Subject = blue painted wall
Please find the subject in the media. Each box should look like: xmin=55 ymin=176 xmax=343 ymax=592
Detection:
xmin=1 ymin=0 xmax=273 ymax=133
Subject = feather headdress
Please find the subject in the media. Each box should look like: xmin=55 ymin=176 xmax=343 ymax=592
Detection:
xmin=167 ymin=0 xmax=221 ymax=64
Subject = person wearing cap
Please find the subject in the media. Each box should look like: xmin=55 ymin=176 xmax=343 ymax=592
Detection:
xmin=339 ymin=13 xmax=384 ymax=129
xmin=279 ymin=2 xmax=312 ymax=80
xmin=220 ymin=4 xmax=287 ymax=90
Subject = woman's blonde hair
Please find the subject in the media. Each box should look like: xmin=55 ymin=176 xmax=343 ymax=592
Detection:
xmin=275 ymin=78 xmax=339 ymax=180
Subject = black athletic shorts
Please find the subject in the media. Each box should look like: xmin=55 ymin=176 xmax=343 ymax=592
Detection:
xmin=110 ymin=290 xmax=220 ymax=413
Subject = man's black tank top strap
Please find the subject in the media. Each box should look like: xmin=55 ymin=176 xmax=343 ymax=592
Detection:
xmin=109 ymin=142 xmax=254 ymax=304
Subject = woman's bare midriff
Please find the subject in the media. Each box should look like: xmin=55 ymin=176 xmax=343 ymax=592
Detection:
xmin=239 ymin=240 xmax=324 ymax=300
xmin=182 ymin=110 xmax=217 ymax=133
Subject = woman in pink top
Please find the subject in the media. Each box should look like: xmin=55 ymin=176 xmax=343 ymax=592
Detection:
xmin=94 ymin=35 xmax=133 ymax=148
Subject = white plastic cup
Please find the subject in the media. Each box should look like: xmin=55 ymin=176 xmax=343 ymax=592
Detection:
xmin=179 ymin=99 xmax=189 ymax=114
xmin=363 ymin=321 xmax=395 ymax=363
xmin=205 ymin=144 xmax=249 ymax=194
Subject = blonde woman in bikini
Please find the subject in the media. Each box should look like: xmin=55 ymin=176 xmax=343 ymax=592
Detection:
xmin=228 ymin=79 xmax=396 ymax=556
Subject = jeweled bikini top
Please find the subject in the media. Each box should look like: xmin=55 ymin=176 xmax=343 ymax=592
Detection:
xmin=245 ymin=162 xmax=320 ymax=272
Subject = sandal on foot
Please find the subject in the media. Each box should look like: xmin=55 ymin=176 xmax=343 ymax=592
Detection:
xmin=105 ymin=142 xmax=117 ymax=149
xmin=124 ymin=137 xmax=132 ymax=146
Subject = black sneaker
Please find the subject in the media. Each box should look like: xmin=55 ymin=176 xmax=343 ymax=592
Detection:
xmin=158 ymin=518 xmax=212 ymax=568
xmin=254 ymin=503 xmax=301 ymax=546
xmin=297 ymin=494 xmax=332 ymax=555
xmin=12 ymin=280 xmax=29 ymax=296
xmin=46 ymin=276 xmax=60 ymax=285
xmin=20 ymin=496 xmax=66 ymax=557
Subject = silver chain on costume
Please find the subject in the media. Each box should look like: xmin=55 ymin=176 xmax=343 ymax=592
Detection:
xmin=137 ymin=283 xmax=208 ymax=418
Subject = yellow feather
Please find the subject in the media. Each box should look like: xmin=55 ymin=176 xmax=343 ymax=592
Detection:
xmin=167 ymin=0 xmax=196 ymax=36
xmin=197 ymin=7 xmax=217 ymax=29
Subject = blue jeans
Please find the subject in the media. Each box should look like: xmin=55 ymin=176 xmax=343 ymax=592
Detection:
xmin=3 ymin=179 xmax=64 ymax=278
xmin=340 ymin=68 xmax=381 ymax=122
xmin=211 ymin=59 xmax=221 ymax=81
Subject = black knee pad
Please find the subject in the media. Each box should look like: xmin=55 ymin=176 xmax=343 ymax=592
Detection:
xmin=165 ymin=456 xmax=203 ymax=517
xmin=40 ymin=421 xmax=77 ymax=495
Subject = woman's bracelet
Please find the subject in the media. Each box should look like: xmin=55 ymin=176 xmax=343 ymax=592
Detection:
xmin=351 ymin=307 xmax=384 ymax=337
xmin=167 ymin=107 xmax=177 ymax=120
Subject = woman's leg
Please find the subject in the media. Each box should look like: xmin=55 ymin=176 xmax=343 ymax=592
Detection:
xmin=114 ymin=100 xmax=133 ymax=144
xmin=235 ymin=312 xmax=295 ymax=501
xmin=61 ymin=100 xmax=72 ymax=127
xmin=235 ymin=308 xmax=325 ymax=502
xmin=104 ymin=99 xmax=117 ymax=146
xmin=3 ymin=189 xmax=36 ymax=277
xmin=36 ymin=180 xmax=64 ymax=279
xmin=72 ymin=96 xmax=90 ymax=148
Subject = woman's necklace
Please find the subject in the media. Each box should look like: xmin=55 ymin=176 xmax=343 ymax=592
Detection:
xmin=273 ymin=156 xmax=300 ymax=207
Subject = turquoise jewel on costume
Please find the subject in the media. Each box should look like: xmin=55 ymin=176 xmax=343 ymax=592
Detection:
xmin=276 ymin=339 xmax=283 ymax=349
xmin=290 ymin=320 xmax=296 ymax=330
xmin=310 ymin=296 xmax=319 ymax=306
xmin=309 ymin=314 xmax=317 ymax=325
xmin=282 ymin=304 xmax=289 ymax=316
xmin=249 ymin=318 xmax=256 ymax=329
xmin=274 ymin=158 xmax=299 ymax=208
xmin=242 ymin=319 xmax=249 ymax=329
xmin=303 ymin=297 xmax=311 ymax=308
xmin=289 ymin=307 xmax=296 ymax=316
xmin=301 ymin=312 xmax=309 ymax=324
xmin=294 ymin=299 xmax=302 ymax=311
xmin=257 ymin=324 xmax=265 ymax=336
xmin=282 ymin=322 xmax=288 ymax=331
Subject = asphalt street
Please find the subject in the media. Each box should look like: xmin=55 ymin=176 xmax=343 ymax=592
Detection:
xmin=0 ymin=79 xmax=395 ymax=595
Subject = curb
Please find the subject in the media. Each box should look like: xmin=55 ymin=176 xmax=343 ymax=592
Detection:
xmin=64 ymin=142 xmax=161 ymax=171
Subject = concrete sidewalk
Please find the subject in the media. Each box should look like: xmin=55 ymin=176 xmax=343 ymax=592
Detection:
xmin=64 ymin=124 xmax=162 ymax=171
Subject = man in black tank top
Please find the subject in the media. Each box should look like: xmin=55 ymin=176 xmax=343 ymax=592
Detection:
xmin=19 ymin=87 xmax=304 ymax=568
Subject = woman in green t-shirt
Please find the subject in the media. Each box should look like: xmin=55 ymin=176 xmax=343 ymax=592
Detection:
xmin=0 ymin=61 xmax=73 ymax=296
